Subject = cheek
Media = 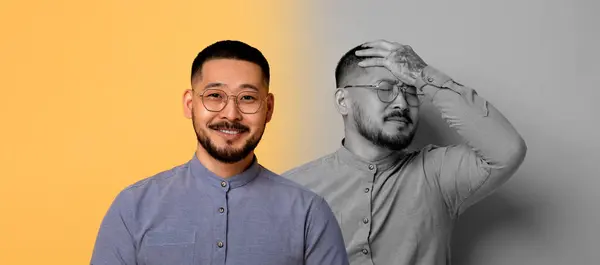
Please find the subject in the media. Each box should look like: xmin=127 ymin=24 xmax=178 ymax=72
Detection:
xmin=244 ymin=112 xmax=268 ymax=128
xmin=354 ymin=105 xmax=383 ymax=126
xmin=192 ymin=108 xmax=215 ymax=126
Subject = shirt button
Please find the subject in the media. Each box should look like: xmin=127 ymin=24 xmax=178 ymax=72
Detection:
xmin=220 ymin=181 xmax=227 ymax=187
xmin=362 ymin=248 xmax=369 ymax=255
xmin=368 ymin=164 xmax=374 ymax=170
xmin=218 ymin=207 xmax=225 ymax=213
xmin=363 ymin=218 xmax=369 ymax=224
xmin=364 ymin=187 xmax=370 ymax=193
xmin=217 ymin=241 xmax=224 ymax=248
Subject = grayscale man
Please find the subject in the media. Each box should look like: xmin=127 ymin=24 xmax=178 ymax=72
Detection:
xmin=283 ymin=39 xmax=527 ymax=265
xmin=90 ymin=40 xmax=349 ymax=265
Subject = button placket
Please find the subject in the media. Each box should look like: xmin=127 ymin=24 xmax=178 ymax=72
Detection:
xmin=213 ymin=181 xmax=229 ymax=265
xmin=362 ymin=164 xmax=375 ymax=260
xmin=364 ymin=169 xmax=373 ymax=195
xmin=351 ymin=166 xmax=374 ymax=260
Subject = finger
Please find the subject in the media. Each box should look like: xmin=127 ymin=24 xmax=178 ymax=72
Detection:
xmin=362 ymin=39 xmax=400 ymax=50
xmin=355 ymin=47 xmax=389 ymax=58
xmin=357 ymin=58 xmax=387 ymax=68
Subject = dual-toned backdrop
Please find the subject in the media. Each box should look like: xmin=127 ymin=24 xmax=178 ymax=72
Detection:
xmin=1 ymin=0 xmax=598 ymax=264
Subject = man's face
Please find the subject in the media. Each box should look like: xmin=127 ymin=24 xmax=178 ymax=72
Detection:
xmin=183 ymin=58 xmax=274 ymax=163
xmin=344 ymin=66 xmax=420 ymax=150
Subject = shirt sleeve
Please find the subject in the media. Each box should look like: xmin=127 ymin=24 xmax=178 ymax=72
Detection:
xmin=304 ymin=196 xmax=350 ymax=265
xmin=416 ymin=66 xmax=528 ymax=217
xmin=90 ymin=189 xmax=137 ymax=265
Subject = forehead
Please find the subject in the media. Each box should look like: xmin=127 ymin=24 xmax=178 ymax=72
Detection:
xmin=345 ymin=65 xmax=397 ymax=85
xmin=195 ymin=58 xmax=265 ymax=90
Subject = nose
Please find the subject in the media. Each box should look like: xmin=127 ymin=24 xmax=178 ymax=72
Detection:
xmin=219 ymin=97 xmax=243 ymax=121
xmin=389 ymin=90 xmax=408 ymax=110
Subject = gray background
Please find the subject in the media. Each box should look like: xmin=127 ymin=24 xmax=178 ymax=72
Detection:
xmin=282 ymin=0 xmax=600 ymax=264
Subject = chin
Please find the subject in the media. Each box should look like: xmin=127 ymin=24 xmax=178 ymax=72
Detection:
xmin=219 ymin=138 xmax=248 ymax=147
xmin=383 ymin=124 xmax=413 ymax=135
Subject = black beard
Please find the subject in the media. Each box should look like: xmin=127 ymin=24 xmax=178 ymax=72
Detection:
xmin=192 ymin=113 xmax=265 ymax=164
xmin=353 ymin=105 xmax=416 ymax=151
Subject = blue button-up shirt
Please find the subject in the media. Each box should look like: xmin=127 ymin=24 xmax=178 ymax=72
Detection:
xmin=90 ymin=155 xmax=349 ymax=265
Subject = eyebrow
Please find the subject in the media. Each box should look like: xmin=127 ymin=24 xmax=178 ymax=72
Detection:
xmin=204 ymin=82 xmax=225 ymax=89
xmin=239 ymin=84 xmax=259 ymax=91
xmin=204 ymin=82 xmax=260 ymax=92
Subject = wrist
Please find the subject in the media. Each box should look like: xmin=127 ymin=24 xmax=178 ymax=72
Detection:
xmin=414 ymin=65 xmax=453 ymax=92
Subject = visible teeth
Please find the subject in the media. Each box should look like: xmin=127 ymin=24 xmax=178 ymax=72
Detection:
xmin=219 ymin=130 xmax=240 ymax=135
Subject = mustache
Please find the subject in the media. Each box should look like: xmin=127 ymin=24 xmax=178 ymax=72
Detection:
xmin=208 ymin=121 xmax=250 ymax=132
xmin=383 ymin=110 xmax=412 ymax=124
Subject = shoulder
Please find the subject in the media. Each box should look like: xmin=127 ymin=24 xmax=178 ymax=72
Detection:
xmin=258 ymin=166 xmax=335 ymax=214
xmin=128 ymin=162 xmax=188 ymax=190
xmin=281 ymin=152 xmax=338 ymax=180
xmin=112 ymin=162 xmax=191 ymax=205
xmin=261 ymin=166 xmax=325 ymax=200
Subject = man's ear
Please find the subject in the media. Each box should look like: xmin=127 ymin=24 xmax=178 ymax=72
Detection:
xmin=334 ymin=88 xmax=350 ymax=115
xmin=183 ymin=89 xmax=194 ymax=119
xmin=265 ymin=93 xmax=275 ymax=123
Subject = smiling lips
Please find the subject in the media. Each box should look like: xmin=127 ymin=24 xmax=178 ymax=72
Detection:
xmin=209 ymin=123 xmax=249 ymax=141
xmin=213 ymin=128 xmax=247 ymax=141
xmin=209 ymin=121 xmax=249 ymax=135
xmin=218 ymin=129 xmax=243 ymax=135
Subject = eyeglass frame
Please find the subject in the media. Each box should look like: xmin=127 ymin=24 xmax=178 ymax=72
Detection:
xmin=342 ymin=79 xmax=425 ymax=107
xmin=193 ymin=88 xmax=270 ymax=114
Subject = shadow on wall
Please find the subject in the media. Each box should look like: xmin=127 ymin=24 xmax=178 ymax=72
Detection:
xmin=410 ymin=101 xmax=536 ymax=265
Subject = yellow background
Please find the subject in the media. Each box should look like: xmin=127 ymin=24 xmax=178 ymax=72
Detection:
xmin=0 ymin=1 xmax=308 ymax=264
xmin=3 ymin=0 xmax=600 ymax=265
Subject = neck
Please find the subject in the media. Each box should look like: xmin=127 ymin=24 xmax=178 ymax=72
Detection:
xmin=195 ymin=146 xmax=255 ymax=178
xmin=343 ymin=128 xmax=397 ymax=162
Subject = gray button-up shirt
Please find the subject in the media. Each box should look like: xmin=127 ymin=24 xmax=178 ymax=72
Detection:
xmin=90 ymin=155 xmax=349 ymax=265
xmin=283 ymin=66 xmax=527 ymax=265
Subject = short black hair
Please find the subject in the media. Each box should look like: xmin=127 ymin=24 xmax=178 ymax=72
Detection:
xmin=190 ymin=40 xmax=270 ymax=86
xmin=334 ymin=44 xmax=374 ymax=88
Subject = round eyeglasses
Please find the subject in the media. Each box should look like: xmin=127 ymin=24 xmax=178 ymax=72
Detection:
xmin=344 ymin=80 xmax=424 ymax=107
xmin=196 ymin=89 xmax=267 ymax=114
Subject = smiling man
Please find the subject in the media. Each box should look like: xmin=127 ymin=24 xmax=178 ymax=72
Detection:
xmin=90 ymin=40 xmax=349 ymax=265
xmin=283 ymin=39 xmax=527 ymax=265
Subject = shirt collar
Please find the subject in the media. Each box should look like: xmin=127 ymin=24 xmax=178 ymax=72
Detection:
xmin=189 ymin=154 xmax=262 ymax=191
xmin=335 ymin=138 xmax=407 ymax=173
